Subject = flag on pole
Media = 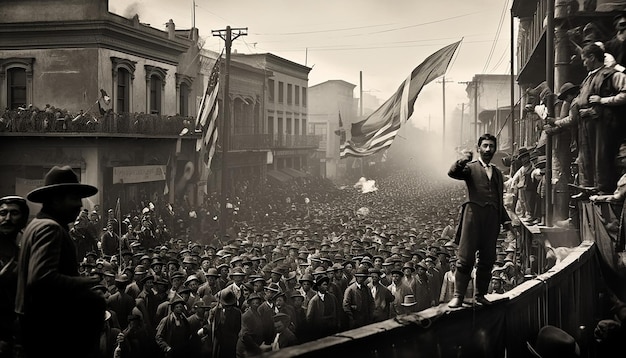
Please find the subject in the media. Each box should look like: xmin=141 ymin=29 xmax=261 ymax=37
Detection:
xmin=97 ymin=89 xmax=112 ymax=115
xmin=196 ymin=52 xmax=223 ymax=169
xmin=340 ymin=40 xmax=461 ymax=158
xmin=334 ymin=111 xmax=346 ymax=152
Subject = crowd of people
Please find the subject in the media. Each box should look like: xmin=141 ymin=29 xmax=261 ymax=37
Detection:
xmin=0 ymin=157 xmax=527 ymax=358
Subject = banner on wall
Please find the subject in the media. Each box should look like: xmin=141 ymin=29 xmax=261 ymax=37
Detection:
xmin=113 ymin=165 xmax=167 ymax=184
xmin=15 ymin=178 xmax=44 ymax=216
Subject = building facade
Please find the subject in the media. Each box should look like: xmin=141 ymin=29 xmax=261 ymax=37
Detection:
xmin=0 ymin=0 xmax=202 ymax=213
xmin=232 ymin=53 xmax=318 ymax=182
xmin=308 ymin=80 xmax=357 ymax=179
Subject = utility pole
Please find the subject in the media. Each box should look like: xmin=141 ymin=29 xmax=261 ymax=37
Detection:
xmin=212 ymin=25 xmax=247 ymax=240
xmin=360 ymin=71 xmax=364 ymax=118
xmin=460 ymin=103 xmax=465 ymax=147
xmin=458 ymin=80 xmax=479 ymax=145
xmin=436 ymin=76 xmax=453 ymax=151
xmin=473 ymin=80 xmax=479 ymax=144
xmin=545 ymin=0 xmax=555 ymax=226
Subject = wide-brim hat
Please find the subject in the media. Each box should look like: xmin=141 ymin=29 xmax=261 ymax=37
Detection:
xmin=27 ymin=165 xmax=98 ymax=203
xmin=312 ymin=276 xmax=330 ymax=291
xmin=557 ymin=82 xmax=580 ymax=100
xmin=527 ymin=325 xmax=580 ymax=358
xmin=218 ymin=289 xmax=237 ymax=306
xmin=354 ymin=267 xmax=369 ymax=277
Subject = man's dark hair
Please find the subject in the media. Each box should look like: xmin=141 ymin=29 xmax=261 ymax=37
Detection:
xmin=582 ymin=43 xmax=604 ymax=63
xmin=0 ymin=195 xmax=30 ymax=229
xmin=477 ymin=133 xmax=497 ymax=148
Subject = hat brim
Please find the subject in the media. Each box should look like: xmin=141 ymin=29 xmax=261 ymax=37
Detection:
xmin=27 ymin=183 xmax=98 ymax=203
xmin=526 ymin=341 xmax=542 ymax=358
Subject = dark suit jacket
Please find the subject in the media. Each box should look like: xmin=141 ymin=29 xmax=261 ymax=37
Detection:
xmin=367 ymin=282 xmax=394 ymax=322
xmin=236 ymin=308 xmax=264 ymax=357
xmin=15 ymin=212 xmax=106 ymax=357
xmin=448 ymin=159 xmax=510 ymax=243
xmin=342 ymin=282 xmax=375 ymax=328
xmin=276 ymin=328 xmax=298 ymax=349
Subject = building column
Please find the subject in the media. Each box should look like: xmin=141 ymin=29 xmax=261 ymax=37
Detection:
xmin=552 ymin=21 xmax=574 ymax=222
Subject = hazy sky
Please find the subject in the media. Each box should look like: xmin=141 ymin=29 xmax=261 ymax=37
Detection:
xmin=109 ymin=0 xmax=516 ymax=131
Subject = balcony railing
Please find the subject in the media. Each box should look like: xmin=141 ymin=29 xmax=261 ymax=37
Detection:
xmin=517 ymin=0 xmax=547 ymax=70
xmin=0 ymin=109 xmax=191 ymax=136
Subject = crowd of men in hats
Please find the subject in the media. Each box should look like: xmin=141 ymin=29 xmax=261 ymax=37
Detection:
xmin=0 ymin=159 xmax=530 ymax=358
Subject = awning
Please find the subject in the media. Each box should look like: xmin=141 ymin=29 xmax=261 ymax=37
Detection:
xmin=267 ymin=169 xmax=291 ymax=183
xmin=280 ymin=167 xmax=308 ymax=178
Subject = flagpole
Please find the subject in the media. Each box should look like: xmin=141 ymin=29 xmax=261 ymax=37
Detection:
xmin=116 ymin=197 xmax=122 ymax=275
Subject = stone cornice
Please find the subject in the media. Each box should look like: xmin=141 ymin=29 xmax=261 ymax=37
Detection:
xmin=0 ymin=20 xmax=192 ymax=65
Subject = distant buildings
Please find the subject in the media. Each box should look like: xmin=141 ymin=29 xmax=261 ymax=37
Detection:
xmin=308 ymin=80 xmax=358 ymax=179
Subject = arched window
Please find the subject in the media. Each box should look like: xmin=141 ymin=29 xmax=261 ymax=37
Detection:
xmin=176 ymin=73 xmax=193 ymax=117
xmin=150 ymin=75 xmax=162 ymax=115
xmin=111 ymin=57 xmax=136 ymax=114
xmin=117 ymin=68 xmax=130 ymax=113
xmin=0 ymin=58 xmax=34 ymax=110
xmin=179 ymin=82 xmax=189 ymax=116
xmin=8 ymin=68 xmax=26 ymax=109
xmin=145 ymin=65 xmax=167 ymax=115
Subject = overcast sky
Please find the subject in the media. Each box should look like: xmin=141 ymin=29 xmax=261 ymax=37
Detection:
xmin=109 ymin=0 xmax=516 ymax=131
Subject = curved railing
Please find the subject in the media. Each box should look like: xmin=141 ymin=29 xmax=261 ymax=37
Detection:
xmin=263 ymin=240 xmax=603 ymax=358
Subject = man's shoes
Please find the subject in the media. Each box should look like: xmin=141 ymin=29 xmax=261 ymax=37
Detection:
xmin=571 ymin=192 xmax=589 ymax=200
xmin=448 ymin=297 xmax=464 ymax=308
xmin=475 ymin=295 xmax=492 ymax=306
xmin=555 ymin=218 xmax=572 ymax=229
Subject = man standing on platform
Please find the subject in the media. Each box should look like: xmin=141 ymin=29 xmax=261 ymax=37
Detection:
xmin=447 ymin=134 xmax=513 ymax=308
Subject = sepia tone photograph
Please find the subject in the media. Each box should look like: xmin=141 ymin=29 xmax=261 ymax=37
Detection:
xmin=1 ymin=0 xmax=625 ymax=357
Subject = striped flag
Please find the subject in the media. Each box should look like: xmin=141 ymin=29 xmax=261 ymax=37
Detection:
xmin=340 ymin=40 xmax=461 ymax=158
xmin=196 ymin=53 xmax=222 ymax=169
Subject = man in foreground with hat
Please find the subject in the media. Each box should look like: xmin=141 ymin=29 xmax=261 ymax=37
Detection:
xmin=207 ymin=290 xmax=241 ymax=358
xmin=342 ymin=266 xmax=375 ymax=329
xmin=527 ymin=325 xmax=580 ymax=358
xmin=306 ymin=276 xmax=339 ymax=339
xmin=0 ymin=195 xmax=29 ymax=357
xmin=15 ymin=165 xmax=105 ymax=358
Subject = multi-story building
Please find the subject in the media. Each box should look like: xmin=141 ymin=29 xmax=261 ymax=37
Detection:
xmin=511 ymin=0 xmax=623 ymax=223
xmin=0 ymin=0 xmax=203 ymax=214
xmin=464 ymin=74 xmax=519 ymax=153
xmin=308 ymin=80 xmax=357 ymax=179
xmin=232 ymin=53 xmax=317 ymax=182
xmin=0 ymin=0 xmax=320 ymax=216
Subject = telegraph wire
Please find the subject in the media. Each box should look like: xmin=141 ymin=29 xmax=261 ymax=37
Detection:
xmin=482 ymin=0 xmax=509 ymax=73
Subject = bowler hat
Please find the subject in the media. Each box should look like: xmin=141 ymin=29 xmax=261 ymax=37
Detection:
xmin=273 ymin=312 xmax=291 ymax=325
xmin=218 ymin=290 xmax=237 ymax=306
xmin=354 ymin=267 xmax=369 ymax=277
xmin=312 ymin=276 xmax=329 ymax=291
xmin=557 ymin=82 xmax=579 ymax=100
xmin=401 ymin=294 xmax=418 ymax=306
xmin=527 ymin=325 xmax=580 ymax=358
xmin=27 ymin=165 xmax=98 ymax=203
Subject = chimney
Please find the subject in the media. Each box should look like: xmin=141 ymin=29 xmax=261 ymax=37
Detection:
xmin=166 ymin=19 xmax=175 ymax=40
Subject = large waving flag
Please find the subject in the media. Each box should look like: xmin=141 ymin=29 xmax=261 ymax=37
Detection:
xmin=196 ymin=53 xmax=222 ymax=169
xmin=341 ymin=40 xmax=461 ymax=158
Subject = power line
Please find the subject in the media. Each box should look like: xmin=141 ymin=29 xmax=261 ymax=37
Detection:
xmin=482 ymin=0 xmax=509 ymax=73
xmin=252 ymin=22 xmax=396 ymax=36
